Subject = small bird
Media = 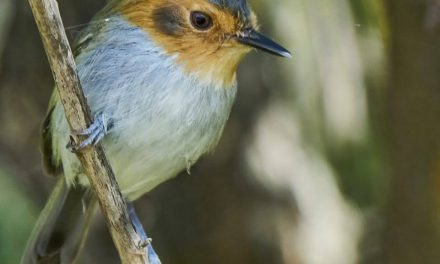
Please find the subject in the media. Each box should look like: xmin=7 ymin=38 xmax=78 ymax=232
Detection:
xmin=23 ymin=0 xmax=290 ymax=263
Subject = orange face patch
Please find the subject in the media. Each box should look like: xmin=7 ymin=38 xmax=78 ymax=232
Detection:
xmin=115 ymin=0 xmax=257 ymax=87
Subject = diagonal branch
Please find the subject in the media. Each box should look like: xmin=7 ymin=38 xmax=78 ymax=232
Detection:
xmin=27 ymin=0 xmax=149 ymax=263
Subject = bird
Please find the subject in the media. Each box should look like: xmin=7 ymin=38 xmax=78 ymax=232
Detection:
xmin=22 ymin=0 xmax=290 ymax=263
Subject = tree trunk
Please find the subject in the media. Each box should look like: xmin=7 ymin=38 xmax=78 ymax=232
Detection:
xmin=383 ymin=1 xmax=440 ymax=263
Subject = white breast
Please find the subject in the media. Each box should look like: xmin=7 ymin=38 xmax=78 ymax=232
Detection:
xmin=51 ymin=16 xmax=237 ymax=200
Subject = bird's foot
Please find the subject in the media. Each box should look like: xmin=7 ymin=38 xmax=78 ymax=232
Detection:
xmin=128 ymin=203 xmax=162 ymax=264
xmin=67 ymin=113 xmax=113 ymax=152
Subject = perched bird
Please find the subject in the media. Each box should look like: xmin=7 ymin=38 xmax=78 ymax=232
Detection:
xmin=23 ymin=0 xmax=290 ymax=263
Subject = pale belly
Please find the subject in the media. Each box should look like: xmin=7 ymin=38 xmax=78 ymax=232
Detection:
xmin=52 ymin=16 xmax=237 ymax=200
xmin=102 ymin=111 xmax=228 ymax=200
xmin=60 ymin=81 xmax=237 ymax=201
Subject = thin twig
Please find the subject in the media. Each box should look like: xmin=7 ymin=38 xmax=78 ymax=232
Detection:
xmin=27 ymin=0 xmax=149 ymax=263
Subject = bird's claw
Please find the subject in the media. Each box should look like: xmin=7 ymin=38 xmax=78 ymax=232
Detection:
xmin=139 ymin=238 xmax=152 ymax=248
xmin=128 ymin=203 xmax=162 ymax=264
xmin=67 ymin=113 xmax=112 ymax=152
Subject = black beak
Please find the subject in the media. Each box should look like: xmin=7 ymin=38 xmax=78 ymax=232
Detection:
xmin=236 ymin=29 xmax=291 ymax=58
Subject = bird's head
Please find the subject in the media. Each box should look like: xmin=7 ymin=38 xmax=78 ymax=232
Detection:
xmin=117 ymin=0 xmax=291 ymax=87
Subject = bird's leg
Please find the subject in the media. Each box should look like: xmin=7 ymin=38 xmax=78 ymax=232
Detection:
xmin=127 ymin=202 xmax=162 ymax=264
xmin=68 ymin=112 xmax=113 ymax=151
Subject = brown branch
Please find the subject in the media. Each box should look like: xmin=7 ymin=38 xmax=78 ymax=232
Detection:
xmin=27 ymin=0 xmax=149 ymax=263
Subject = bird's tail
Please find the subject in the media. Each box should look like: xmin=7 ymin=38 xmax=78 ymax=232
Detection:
xmin=21 ymin=177 xmax=97 ymax=264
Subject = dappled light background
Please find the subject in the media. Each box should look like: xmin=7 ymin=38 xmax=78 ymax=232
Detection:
xmin=1 ymin=0 xmax=438 ymax=263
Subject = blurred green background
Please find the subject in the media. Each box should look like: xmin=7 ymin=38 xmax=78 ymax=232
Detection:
xmin=1 ymin=0 xmax=440 ymax=263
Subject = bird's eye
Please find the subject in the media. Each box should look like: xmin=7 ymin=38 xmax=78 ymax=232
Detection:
xmin=190 ymin=11 xmax=213 ymax=30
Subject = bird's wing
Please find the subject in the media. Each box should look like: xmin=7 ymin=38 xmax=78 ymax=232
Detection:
xmin=72 ymin=0 xmax=120 ymax=56
xmin=41 ymin=2 xmax=120 ymax=176
xmin=41 ymin=96 xmax=62 ymax=176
